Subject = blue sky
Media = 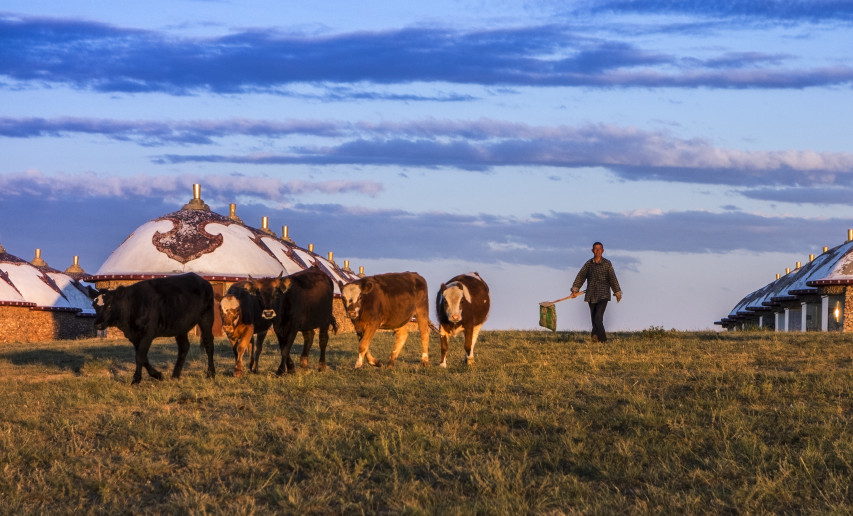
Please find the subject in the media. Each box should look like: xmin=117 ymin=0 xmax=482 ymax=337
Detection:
xmin=1 ymin=0 xmax=852 ymax=331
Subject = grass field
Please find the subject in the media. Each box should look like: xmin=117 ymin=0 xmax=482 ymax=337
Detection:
xmin=1 ymin=329 xmax=852 ymax=514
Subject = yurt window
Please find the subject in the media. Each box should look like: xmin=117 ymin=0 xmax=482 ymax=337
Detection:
xmin=828 ymin=295 xmax=844 ymax=332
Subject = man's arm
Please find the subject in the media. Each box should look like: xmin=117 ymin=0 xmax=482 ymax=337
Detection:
xmin=572 ymin=261 xmax=590 ymax=293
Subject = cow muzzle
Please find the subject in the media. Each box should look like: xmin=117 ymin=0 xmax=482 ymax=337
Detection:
xmin=449 ymin=313 xmax=462 ymax=323
xmin=262 ymin=310 xmax=276 ymax=320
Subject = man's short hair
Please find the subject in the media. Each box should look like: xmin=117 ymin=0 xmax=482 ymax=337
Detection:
xmin=593 ymin=241 xmax=603 ymax=248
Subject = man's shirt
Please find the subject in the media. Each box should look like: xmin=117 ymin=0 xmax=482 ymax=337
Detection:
xmin=572 ymin=257 xmax=621 ymax=303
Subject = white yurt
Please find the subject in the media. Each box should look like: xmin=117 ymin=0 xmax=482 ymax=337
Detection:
xmin=86 ymin=185 xmax=362 ymax=335
xmin=0 ymin=244 xmax=95 ymax=343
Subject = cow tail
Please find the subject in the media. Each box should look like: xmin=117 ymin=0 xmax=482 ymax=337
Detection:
xmin=330 ymin=316 xmax=339 ymax=335
xmin=428 ymin=320 xmax=440 ymax=334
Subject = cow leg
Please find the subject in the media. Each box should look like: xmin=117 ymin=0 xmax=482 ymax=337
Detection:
xmin=251 ymin=330 xmax=268 ymax=373
xmin=134 ymin=337 xmax=162 ymax=384
xmin=355 ymin=326 xmax=380 ymax=368
xmin=199 ymin=312 xmax=216 ymax=379
xmin=464 ymin=324 xmax=483 ymax=366
xmin=300 ymin=329 xmax=315 ymax=369
xmin=415 ymin=310 xmax=431 ymax=367
xmin=317 ymin=326 xmax=329 ymax=372
xmin=233 ymin=325 xmax=254 ymax=377
xmin=173 ymin=333 xmax=191 ymax=378
xmin=275 ymin=326 xmax=299 ymax=376
xmin=439 ymin=327 xmax=451 ymax=368
xmin=387 ymin=327 xmax=409 ymax=368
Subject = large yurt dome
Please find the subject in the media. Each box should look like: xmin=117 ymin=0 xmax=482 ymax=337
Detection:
xmin=86 ymin=185 xmax=362 ymax=336
xmin=88 ymin=185 xmax=360 ymax=290
xmin=0 ymin=244 xmax=95 ymax=343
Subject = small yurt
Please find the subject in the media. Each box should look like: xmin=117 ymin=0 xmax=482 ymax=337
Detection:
xmin=716 ymin=228 xmax=853 ymax=332
xmin=86 ymin=185 xmax=362 ymax=336
xmin=0 ymin=243 xmax=95 ymax=343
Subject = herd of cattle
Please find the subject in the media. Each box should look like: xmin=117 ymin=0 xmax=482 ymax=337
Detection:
xmin=88 ymin=268 xmax=491 ymax=384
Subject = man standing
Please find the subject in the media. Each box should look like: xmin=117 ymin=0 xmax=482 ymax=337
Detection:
xmin=570 ymin=242 xmax=622 ymax=343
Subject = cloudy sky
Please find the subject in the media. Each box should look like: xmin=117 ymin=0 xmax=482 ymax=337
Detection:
xmin=1 ymin=1 xmax=851 ymax=331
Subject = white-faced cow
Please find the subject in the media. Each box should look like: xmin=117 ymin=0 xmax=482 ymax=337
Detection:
xmin=436 ymin=272 xmax=490 ymax=367
xmin=90 ymin=272 xmax=216 ymax=385
xmin=247 ymin=267 xmax=337 ymax=375
xmin=219 ymin=281 xmax=275 ymax=377
xmin=338 ymin=271 xmax=431 ymax=369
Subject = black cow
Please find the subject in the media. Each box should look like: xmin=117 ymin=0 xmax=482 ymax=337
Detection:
xmin=90 ymin=272 xmax=215 ymax=384
xmin=247 ymin=266 xmax=337 ymax=374
xmin=436 ymin=272 xmax=490 ymax=367
xmin=219 ymin=281 xmax=274 ymax=377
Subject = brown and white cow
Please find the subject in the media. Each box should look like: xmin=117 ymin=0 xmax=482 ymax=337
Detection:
xmin=218 ymin=281 xmax=274 ymax=377
xmin=436 ymin=272 xmax=490 ymax=367
xmin=338 ymin=271 xmax=431 ymax=368
xmin=248 ymin=267 xmax=337 ymax=374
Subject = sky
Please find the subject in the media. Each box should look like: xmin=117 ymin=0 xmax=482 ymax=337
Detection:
xmin=1 ymin=0 xmax=852 ymax=331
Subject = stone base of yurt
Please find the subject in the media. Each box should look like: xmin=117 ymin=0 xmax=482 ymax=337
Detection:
xmin=0 ymin=306 xmax=95 ymax=343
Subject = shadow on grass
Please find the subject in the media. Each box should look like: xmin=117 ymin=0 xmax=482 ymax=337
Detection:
xmin=0 ymin=349 xmax=88 ymax=374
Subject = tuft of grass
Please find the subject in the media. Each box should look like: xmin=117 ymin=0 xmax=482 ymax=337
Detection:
xmin=0 ymin=330 xmax=851 ymax=513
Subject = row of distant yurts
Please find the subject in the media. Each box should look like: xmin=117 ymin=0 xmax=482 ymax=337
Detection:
xmin=0 ymin=185 xmax=364 ymax=343
xmin=716 ymin=229 xmax=853 ymax=332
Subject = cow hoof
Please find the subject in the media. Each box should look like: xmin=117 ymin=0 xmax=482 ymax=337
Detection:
xmin=466 ymin=359 xmax=475 ymax=366
xmin=439 ymin=361 xmax=447 ymax=368
xmin=318 ymin=363 xmax=328 ymax=372
xmin=275 ymin=368 xmax=286 ymax=376
xmin=206 ymin=370 xmax=215 ymax=379
xmin=150 ymin=371 xmax=164 ymax=381
xmin=373 ymin=361 xmax=383 ymax=368
xmin=421 ymin=358 xmax=430 ymax=367
xmin=233 ymin=370 xmax=244 ymax=378
xmin=131 ymin=377 xmax=142 ymax=385
xmin=300 ymin=358 xmax=309 ymax=368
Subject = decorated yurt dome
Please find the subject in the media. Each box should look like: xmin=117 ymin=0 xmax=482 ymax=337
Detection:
xmin=86 ymin=185 xmax=363 ymax=335
xmin=0 ymin=244 xmax=95 ymax=343
xmin=88 ymin=185 xmax=360 ymax=290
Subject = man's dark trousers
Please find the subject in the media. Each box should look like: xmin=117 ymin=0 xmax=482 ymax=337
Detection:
xmin=588 ymin=300 xmax=609 ymax=342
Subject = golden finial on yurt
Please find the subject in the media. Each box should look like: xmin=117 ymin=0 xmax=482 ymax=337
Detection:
xmin=260 ymin=216 xmax=276 ymax=236
xmin=65 ymin=255 xmax=84 ymax=274
xmin=0 ymin=241 xmax=5 ymax=254
xmin=308 ymin=243 xmax=314 ymax=252
xmin=358 ymin=266 xmax=365 ymax=278
xmin=343 ymin=260 xmax=352 ymax=272
xmin=327 ymin=251 xmax=334 ymax=264
xmin=281 ymin=225 xmax=293 ymax=243
xmin=228 ymin=203 xmax=243 ymax=223
xmin=182 ymin=183 xmax=210 ymax=211
xmin=31 ymin=248 xmax=47 ymax=267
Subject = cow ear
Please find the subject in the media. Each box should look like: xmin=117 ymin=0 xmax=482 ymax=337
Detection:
xmin=461 ymin=284 xmax=472 ymax=303
xmin=439 ymin=282 xmax=447 ymax=293
xmin=86 ymin=285 xmax=99 ymax=298
xmin=278 ymin=277 xmax=292 ymax=293
xmin=337 ymin=280 xmax=345 ymax=293
xmin=362 ymin=278 xmax=374 ymax=294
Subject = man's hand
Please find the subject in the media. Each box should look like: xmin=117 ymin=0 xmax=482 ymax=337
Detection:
xmin=569 ymin=290 xmax=584 ymax=299
xmin=615 ymin=292 xmax=622 ymax=303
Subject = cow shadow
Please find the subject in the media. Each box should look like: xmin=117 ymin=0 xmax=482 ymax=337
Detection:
xmin=0 ymin=349 xmax=87 ymax=375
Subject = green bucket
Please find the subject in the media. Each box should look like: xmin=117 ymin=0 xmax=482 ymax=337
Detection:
xmin=539 ymin=302 xmax=557 ymax=332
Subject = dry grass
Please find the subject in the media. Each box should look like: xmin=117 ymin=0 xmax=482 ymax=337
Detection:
xmin=0 ymin=329 xmax=851 ymax=514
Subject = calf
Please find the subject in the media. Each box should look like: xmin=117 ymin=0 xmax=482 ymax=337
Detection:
xmin=90 ymin=272 xmax=215 ymax=384
xmin=436 ymin=272 xmax=490 ymax=367
xmin=338 ymin=271 xmax=431 ymax=369
xmin=247 ymin=267 xmax=337 ymax=374
xmin=219 ymin=281 xmax=274 ymax=377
